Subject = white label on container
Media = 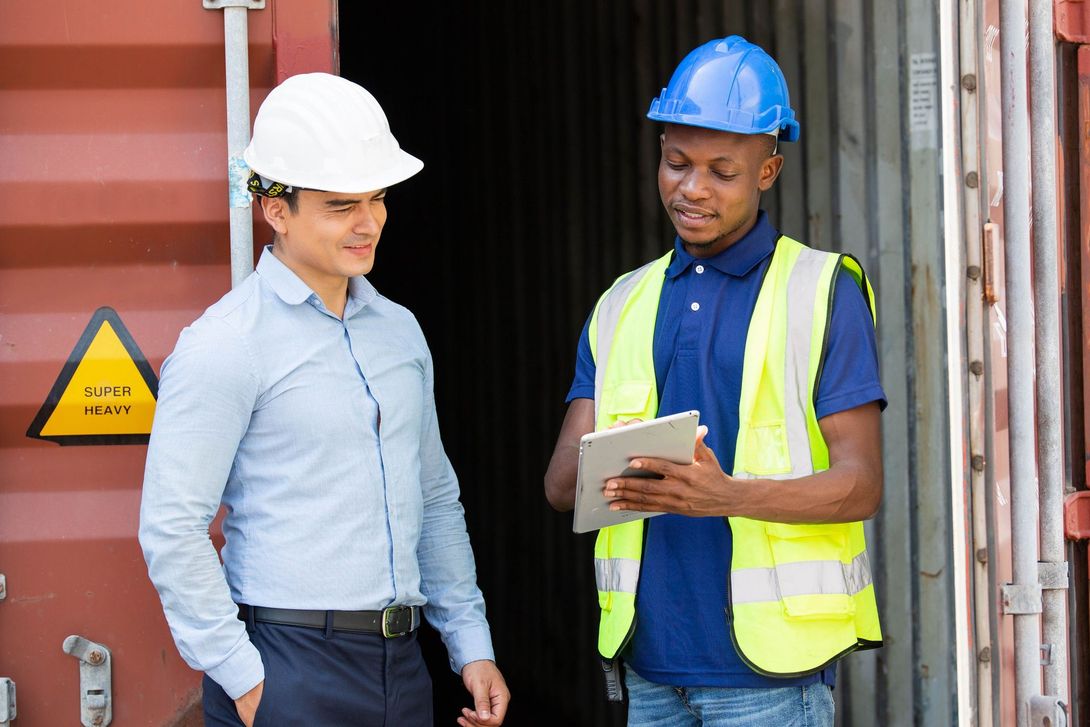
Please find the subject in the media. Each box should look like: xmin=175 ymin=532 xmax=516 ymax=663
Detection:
xmin=910 ymin=52 xmax=938 ymax=134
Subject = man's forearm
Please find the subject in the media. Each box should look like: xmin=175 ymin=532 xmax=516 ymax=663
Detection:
xmin=603 ymin=404 xmax=884 ymax=522
xmin=417 ymin=500 xmax=495 ymax=673
xmin=139 ymin=503 xmax=264 ymax=698
xmin=726 ymin=462 xmax=882 ymax=523
xmin=544 ymin=443 xmax=578 ymax=511
xmin=544 ymin=398 xmax=595 ymax=511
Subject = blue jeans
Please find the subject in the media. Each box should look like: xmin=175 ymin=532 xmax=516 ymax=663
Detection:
xmin=625 ymin=668 xmax=834 ymax=727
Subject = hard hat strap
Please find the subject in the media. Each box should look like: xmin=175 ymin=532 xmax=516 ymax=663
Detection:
xmin=247 ymin=171 xmax=296 ymax=198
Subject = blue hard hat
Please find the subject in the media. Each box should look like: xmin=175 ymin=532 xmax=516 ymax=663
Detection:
xmin=647 ymin=36 xmax=800 ymax=142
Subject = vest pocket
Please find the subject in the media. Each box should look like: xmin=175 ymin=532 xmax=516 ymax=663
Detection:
xmin=764 ymin=522 xmax=856 ymax=621
xmin=741 ymin=421 xmax=792 ymax=475
xmin=600 ymin=381 xmax=654 ymax=422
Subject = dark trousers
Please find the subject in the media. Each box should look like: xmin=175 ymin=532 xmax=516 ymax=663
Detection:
xmin=202 ymin=620 xmax=434 ymax=727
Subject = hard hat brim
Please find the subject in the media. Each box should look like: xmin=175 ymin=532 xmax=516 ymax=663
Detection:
xmin=647 ymin=112 xmax=800 ymax=143
xmin=243 ymin=148 xmax=424 ymax=195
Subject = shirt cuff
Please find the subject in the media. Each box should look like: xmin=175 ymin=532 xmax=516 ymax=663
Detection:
xmin=444 ymin=624 xmax=496 ymax=674
xmin=205 ymin=639 xmax=265 ymax=700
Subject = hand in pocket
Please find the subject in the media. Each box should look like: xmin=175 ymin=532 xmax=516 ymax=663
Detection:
xmin=234 ymin=680 xmax=264 ymax=727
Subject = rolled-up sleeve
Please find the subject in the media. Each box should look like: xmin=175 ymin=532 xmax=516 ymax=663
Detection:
xmin=415 ymin=350 xmax=495 ymax=673
xmin=138 ymin=316 xmax=264 ymax=699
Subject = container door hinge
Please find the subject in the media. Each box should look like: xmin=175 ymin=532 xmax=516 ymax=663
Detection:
xmin=1001 ymin=583 xmax=1042 ymax=614
xmin=0 ymin=678 xmax=15 ymax=726
xmin=1037 ymin=561 xmax=1069 ymax=591
xmin=0 ymin=573 xmax=7 ymax=601
xmin=62 ymin=635 xmax=112 ymax=727
xmin=1029 ymin=694 xmax=1067 ymax=726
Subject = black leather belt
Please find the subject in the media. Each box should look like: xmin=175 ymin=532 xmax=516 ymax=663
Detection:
xmin=238 ymin=604 xmax=421 ymax=638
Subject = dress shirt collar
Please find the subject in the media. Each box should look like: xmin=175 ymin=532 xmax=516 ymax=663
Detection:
xmin=665 ymin=210 xmax=779 ymax=280
xmin=255 ymin=245 xmax=377 ymax=315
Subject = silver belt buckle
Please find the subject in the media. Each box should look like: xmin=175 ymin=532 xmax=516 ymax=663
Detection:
xmin=382 ymin=606 xmax=412 ymax=638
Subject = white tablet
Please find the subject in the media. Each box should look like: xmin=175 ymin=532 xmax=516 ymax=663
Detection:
xmin=572 ymin=410 xmax=700 ymax=534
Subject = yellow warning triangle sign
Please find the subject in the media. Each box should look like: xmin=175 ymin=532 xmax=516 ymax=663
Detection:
xmin=27 ymin=307 xmax=159 ymax=445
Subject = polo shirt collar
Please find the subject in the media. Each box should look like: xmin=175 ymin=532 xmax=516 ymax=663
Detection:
xmin=665 ymin=210 xmax=778 ymax=279
xmin=255 ymin=245 xmax=377 ymax=312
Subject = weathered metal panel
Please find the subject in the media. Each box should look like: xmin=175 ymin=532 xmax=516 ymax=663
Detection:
xmin=770 ymin=0 xmax=807 ymax=240
xmin=869 ymin=0 xmax=917 ymax=722
xmin=831 ymin=0 xmax=881 ymax=722
xmin=976 ymin=0 xmax=1018 ymax=723
xmin=1067 ymin=40 xmax=1090 ymax=727
xmin=803 ymin=0 xmax=837 ymax=253
xmin=0 ymin=1 xmax=334 ymax=725
xmin=1079 ymin=48 xmax=1090 ymax=492
xmin=955 ymin=0 xmax=996 ymax=722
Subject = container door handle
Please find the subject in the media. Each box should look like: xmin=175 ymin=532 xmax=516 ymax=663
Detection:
xmin=0 ymin=677 xmax=15 ymax=726
xmin=62 ymin=635 xmax=112 ymax=727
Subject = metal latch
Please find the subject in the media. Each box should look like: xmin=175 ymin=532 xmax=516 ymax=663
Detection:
xmin=0 ymin=677 xmax=15 ymax=726
xmin=1029 ymin=694 xmax=1067 ymax=726
xmin=62 ymin=636 xmax=112 ymax=727
xmin=1001 ymin=583 xmax=1043 ymax=614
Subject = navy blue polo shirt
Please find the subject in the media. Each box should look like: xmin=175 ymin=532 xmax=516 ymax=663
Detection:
xmin=566 ymin=211 xmax=886 ymax=688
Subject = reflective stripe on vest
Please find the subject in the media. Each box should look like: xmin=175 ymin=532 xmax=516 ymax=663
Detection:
xmin=588 ymin=236 xmax=883 ymax=672
xmin=730 ymin=551 xmax=873 ymax=605
xmin=594 ymin=556 xmax=640 ymax=594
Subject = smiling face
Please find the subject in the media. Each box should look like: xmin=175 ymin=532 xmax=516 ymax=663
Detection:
xmin=261 ymin=188 xmax=387 ymax=305
xmin=657 ymin=124 xmax=783 ymax=258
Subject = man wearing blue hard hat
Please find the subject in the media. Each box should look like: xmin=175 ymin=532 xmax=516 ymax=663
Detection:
xmin=546 ymin=37 xmax=885 ymax=725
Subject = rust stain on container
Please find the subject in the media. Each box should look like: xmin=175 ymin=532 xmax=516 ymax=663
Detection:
xmin=0 ymin=1 xmax=334 ymax=724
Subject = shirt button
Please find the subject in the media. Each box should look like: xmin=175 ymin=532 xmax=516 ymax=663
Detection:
xmin=690 ymin=302 xmax=700 ymax=312
xmin=695 ymin=265 xmax=705 ymax=274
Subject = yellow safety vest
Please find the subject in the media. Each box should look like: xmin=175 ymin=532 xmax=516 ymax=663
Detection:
xmin=588 ymin=235 xmax=883 ymax=677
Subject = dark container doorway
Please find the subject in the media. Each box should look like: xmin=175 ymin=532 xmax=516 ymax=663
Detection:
xmin=340 ymin=3 xmax=800 ymax=725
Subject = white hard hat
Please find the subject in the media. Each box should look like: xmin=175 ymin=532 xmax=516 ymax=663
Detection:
xmin=243 ymin=73 xmax=423 ymax=194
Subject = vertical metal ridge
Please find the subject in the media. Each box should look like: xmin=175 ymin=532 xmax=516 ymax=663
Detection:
xmin=826 ymin=1 xmax=842 ymax=251
xmin=896 ymin=1 xmax=924 ymax=724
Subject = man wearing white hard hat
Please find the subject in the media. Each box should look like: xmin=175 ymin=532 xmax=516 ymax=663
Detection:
xmin=140 ymin=73 xmax=509 ymax=727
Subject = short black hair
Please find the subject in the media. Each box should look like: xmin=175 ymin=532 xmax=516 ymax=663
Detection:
xmin=280 ymin=187 xmax=299 ymax=213
xmin=759 ymin=134 xmax=779 ymax=157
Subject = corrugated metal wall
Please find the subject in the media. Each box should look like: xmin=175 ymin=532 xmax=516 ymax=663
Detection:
xmin=0 ymin=2 xmax=339 ymax=724
xmin=342 ymin=2 xmax=954 ymax=725
xmin=0 ymin=2 xmax=277 ymax=725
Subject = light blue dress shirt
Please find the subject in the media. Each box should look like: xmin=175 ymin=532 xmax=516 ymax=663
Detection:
xmin=139 ymin=247 xmax=494 ymax=699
